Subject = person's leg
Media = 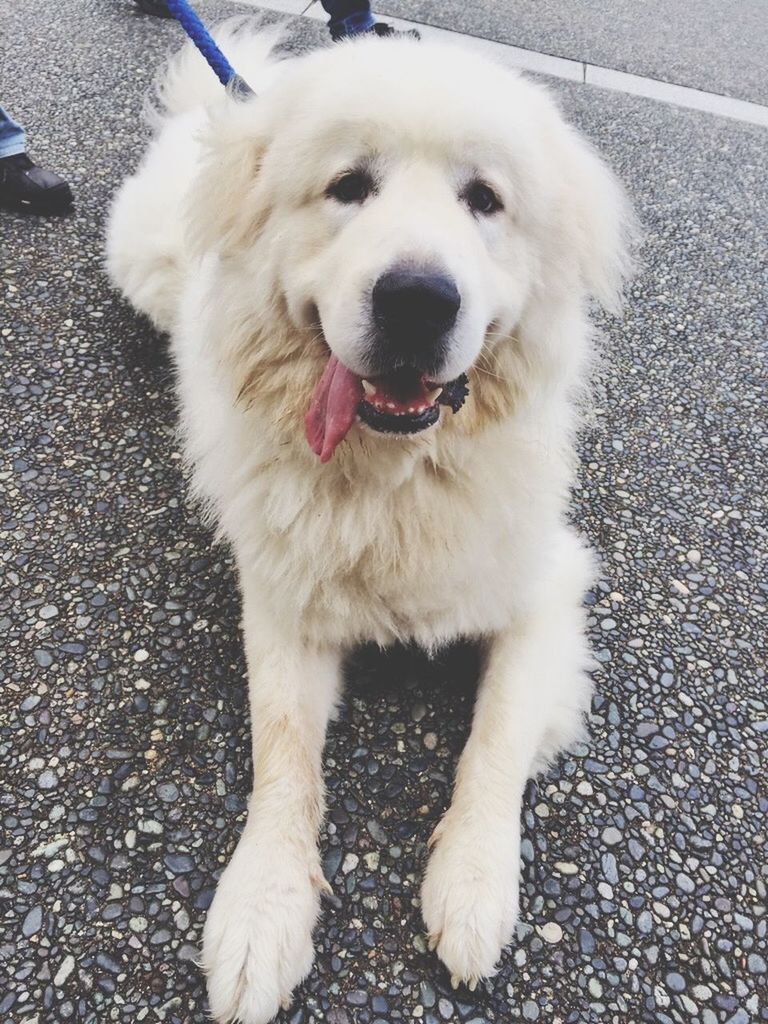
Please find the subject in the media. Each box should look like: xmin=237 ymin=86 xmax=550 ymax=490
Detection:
xmin=319 ymin=0 xmax=419 ymax=40
xmin=0 ymin=105 xmax=73 ymax=214
xmin=0 ymin=106 xmax=26 ymax=158
xmin=320 ymin=0 xmax=376 ymax=39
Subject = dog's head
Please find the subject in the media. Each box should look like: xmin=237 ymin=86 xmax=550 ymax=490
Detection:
xmin=189 ymin=37 xmax=635 ymax=463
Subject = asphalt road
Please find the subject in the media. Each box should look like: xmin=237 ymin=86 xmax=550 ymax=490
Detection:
xmin=1 ymin=2 xmax=766 ymax=1023
xmin=376 ymin=0 xmax=768 ymax=105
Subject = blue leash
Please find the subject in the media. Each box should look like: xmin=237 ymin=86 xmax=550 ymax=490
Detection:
xmin=164 ymin=0 xmax=254 ymax=98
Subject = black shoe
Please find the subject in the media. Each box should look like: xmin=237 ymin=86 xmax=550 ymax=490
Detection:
xmin=134 ymin=0 xmax=173 ymax=17
xmin=371 ymin=22 xmax=420 ymax=39
xmin=331 ymin=21 xmax=420 ymax=41
xmin=0 ymin=153 xmax=73 ymax=214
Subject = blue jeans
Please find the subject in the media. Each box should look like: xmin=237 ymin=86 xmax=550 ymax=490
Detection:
xmin=0 ymin=106 xmax=26 ymax=159
xmin=320 ymin=0 xmax=375 ymax=37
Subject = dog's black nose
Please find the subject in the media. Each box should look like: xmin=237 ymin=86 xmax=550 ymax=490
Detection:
xmin=371 ymin=268 xmax=461 ymax=372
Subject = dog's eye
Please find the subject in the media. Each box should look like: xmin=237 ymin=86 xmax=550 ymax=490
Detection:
xmin=464 ymin=181 xmax=503 ymax=216
xmin=327 ymin=171 xmax=373 ymax=204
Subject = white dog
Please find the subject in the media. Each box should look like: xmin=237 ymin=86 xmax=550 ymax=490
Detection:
xmin=107 ymin=23 xmax=633 ymax=1024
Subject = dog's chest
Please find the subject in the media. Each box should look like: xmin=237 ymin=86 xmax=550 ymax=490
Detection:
xmin=253 ymin=458 xmax=537 ymax=647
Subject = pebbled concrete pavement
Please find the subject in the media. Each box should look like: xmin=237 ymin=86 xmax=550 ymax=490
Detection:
xmin=1 ymin=2 xmax=766 ymax=1023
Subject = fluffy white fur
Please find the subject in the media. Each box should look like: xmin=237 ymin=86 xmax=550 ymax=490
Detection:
xmin=107 ymin=24 xmax=633 ymax=1024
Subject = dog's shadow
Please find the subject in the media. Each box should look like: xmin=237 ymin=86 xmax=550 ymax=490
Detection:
xmin=343 ymin=637 xmax=483 ymax=702
xmin=328 ymin=640 xmax=484 ymax=847
xmin=312 ymin=641 xmax=505 ymax=1009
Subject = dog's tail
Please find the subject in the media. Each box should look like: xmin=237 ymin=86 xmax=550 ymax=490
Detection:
xmin=106 ymin=20 xmax=285 ymax=333
xmin=150 ymin=17 xmax=285 ymax=122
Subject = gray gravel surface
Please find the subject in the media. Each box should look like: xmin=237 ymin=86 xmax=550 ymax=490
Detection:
xmin=376 ymin=0 xmax=768 ymax=106
xmin=1 ymin=2 xmax=767 ymax=1023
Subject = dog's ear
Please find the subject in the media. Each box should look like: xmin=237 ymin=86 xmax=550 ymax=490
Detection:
xmin=185 ymin=100 xmax=272 ymax=256
xmin=553 ymin=124 xmax=639 ymax=313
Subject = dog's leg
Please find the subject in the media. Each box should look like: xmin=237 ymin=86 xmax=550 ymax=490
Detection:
xmin=203 ymin=577 xmax=341 ymax=1024
xmin=421 ymin=529 xmax=594 ymax=987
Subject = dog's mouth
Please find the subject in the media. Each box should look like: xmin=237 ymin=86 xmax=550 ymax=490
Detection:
xmin=305 ymin=357 xmax=468 ymax=463
xmin=359 ymin=369 xmax=468 ymax=434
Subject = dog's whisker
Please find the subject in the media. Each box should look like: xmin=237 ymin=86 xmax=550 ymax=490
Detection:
xmin=473 ymin=362 xmax=513 ymax=385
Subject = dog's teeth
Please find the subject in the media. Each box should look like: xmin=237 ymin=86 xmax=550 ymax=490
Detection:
xmin=362 ymin=379 xmax=376 ymax=396
xmin=387 ymin=402 xmax=396 ymax=410
xmin=427 ymin=387 xmax=443 ymax=402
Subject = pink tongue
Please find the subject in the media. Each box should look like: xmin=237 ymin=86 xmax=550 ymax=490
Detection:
xmin=304 ymin=355 xmax=363 ymax=463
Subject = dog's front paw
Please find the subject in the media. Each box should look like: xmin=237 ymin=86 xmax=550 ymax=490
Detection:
xmin=421 ymin=810 xmax=520 ymax=988
xmin=203 ymin=835 xmax=323 ymax=1024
